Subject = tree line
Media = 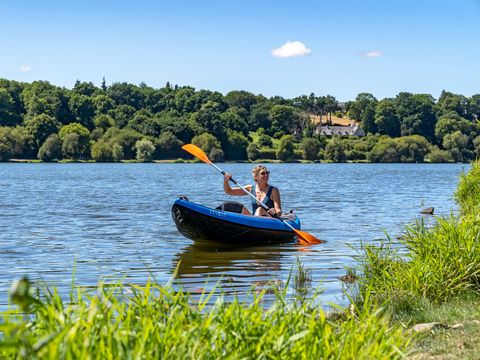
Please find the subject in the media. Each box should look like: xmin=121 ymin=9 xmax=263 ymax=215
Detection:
xmin=0 ymin=77 xmax=479 ymax=162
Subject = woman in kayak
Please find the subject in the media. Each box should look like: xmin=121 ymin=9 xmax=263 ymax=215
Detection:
xmin=223 ymin=165 xmax=282 ymax=217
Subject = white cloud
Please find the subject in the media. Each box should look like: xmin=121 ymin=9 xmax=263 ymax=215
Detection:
xmin=20 ymin=65 xmax=32 ymax=72
xmin=272 ymin=41 xmax=312 ymax=58
xmin=362 ymin=51 xmax=383 ymax=58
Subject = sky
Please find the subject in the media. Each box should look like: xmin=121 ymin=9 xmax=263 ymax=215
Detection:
xmin=1 ymin=0 xmax=479 ymax=101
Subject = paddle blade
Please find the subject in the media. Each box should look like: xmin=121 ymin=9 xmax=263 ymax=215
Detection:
xmin=294 ymin=229 xmax=325 ymax=245
xmin=182 ymin=144 xmax=212 ymax=164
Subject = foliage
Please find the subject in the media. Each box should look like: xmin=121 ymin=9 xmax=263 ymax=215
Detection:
xmin=359 ymin=213 xmax=480 ymax=311
xmin=324 ymin=137 xmax=347 ymax=162
xmin=209 ymin=147 xmax=225 ymax=163
xmin=223 ymin=131 xmax=248 ymax=160
xmin=368 ymin=135 xmax=429 ymax=163
xmin=0 ymin=278 xmax=412 ymax=359
xmin=135 ymin=138 xmax=155 ymax=162
xmin=91 ymin=140 xmax=114 ymax=162
xmin=112 ymin=143 xmax=124 ymax=162
xmin=443 ymin=131 xmax=472 ymax=162
xmin=155 ymin=131 xmax=183 ymax=159
xmin=246 ymin=142 xmax=261 ymax=161
xmin=425 ymin=146 xmax=453 ymax=163
xmin=276 ymin=134 xmax=295 ymax=161
xmin=454 ymin=161 xmax=480 ymax=215
xmin=301 ymin=137 xmax=320 ymax=160
xmin=25 ymin=114 xmax=60 ymax=150
xmin=191 ymin=132 xmax=221 ymax=157
xmin=38 ymin=134 xmax=62 ymax=162
xmin=1 ymin=78 xmax=480 ymax=162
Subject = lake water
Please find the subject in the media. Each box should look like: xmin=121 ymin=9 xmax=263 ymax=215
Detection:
xmin=0 ymin=163 xmax=468 ymax=308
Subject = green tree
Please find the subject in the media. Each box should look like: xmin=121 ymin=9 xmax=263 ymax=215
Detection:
xmin=426 ymin=145 xmax=453 ymax=163
xmin=102 ymin=127 xmax=142 ymax=159
xmin=301 ymin=137 xmax=320 ymax=160
xmin=109 ymin=104 xmax=136 ymax=128
xmin=443 ymin=131 xmax=470 ymax=162
xmin=346 ymin=93 xmax=378 ymax=134
xmin=375 ymin=99 xmax=400 ymax=137
xmin=155 ymin=111 xmax=200 ymax=144
xmin=192 ymin=106 xmax=226 ymax=143
xmin=324 ymin=137 xmax=347 ymax=162
xmin=434 ymin=112 xmax=476 ymax=144
xmin=72 ymin=80 xmax=99 ymax=97
xmin=438 ymin=90 xmax=472 ymax=120
xmin=62 ymin=133 xmax=84 ymax=160
xmin=155 ymin=132 xmax=183 ymax=159
xmin=21 ymin=81 xmax=70 ymax=123
xmin=225 ymin=90 xmax=258 ymax=114
xmin=0 ymin=88 xmax=21 ymax=126
xmin=473 ymin=135 xmax=480 ymax=159
xmin=68 ymin=94 xmax=95 ymax=129
xmin=0 ymin=127 xmax=14 ymax=161
xmin=107 ymin=82 xmax=145 ymax=110
xmin=135 ymin=138 xmax=155 ymax=162
xmin=395 ymin=92 xmax=437 ymax=142
xmin=246 ymin=142 xmax=261 ymax=161
xmin=91 ymin=140 xmax=113 ymax=162
xmin=174 ymin=87 xmax=196 ymax=113
xmin=255 ymin=128 xmax=273 ymax=147
xmin=191 ymin=132 xmax=221 ymax=156
xmin=112 ymin=143 xmax=124 ymax=162
xmin=209 ymin=147 xmax=225 ymax=162
xmin=248 ymin=102 xmax=271 ymax=132
xmin=25 ymin=114 xmax=60 ymax=150
xmin=276 ymin=134 xmax=295 ymax=161
xmin=220 ymin=111 xmax=249 ymax=136
xmin=127 ymin=110 xmax=158 ymax=136
xmin=93 ymin=114 xmax=115 ymax=130
xmin=269 ymin=105 xmax=301 ymax=137
xmin=59 ymin=123 xmax=90 ymax=158
xmin=0 ymin=79 xmax=25 ymax=126
xmin=223 ymin=131 xmax=248 ymax=160
xmin=38 ymin=134 xmax=62 ymax=161
xmin=93 ymin=94 xmax=115 ymax=114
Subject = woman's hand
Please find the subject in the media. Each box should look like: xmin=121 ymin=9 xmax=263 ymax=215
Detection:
xmin=224 ymin=172 xmax=232 ymax=182
xmin=267 ymin=208 xmax=277 ymax=216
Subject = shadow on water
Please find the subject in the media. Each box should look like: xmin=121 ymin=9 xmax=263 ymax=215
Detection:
xmin=171 ymin=240 xmax=303 ymax=299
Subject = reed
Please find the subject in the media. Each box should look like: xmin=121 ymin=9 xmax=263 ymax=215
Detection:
xmin=0 ymin=277 xmax=412 ymax=359
xmin=357 ymin=161 xmax=480 ymax=319
xmin=454 ymin=160 xmax=480 ymax=215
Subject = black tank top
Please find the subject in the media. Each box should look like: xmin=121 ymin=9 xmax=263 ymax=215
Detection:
xmin=251 ymin=185 xmax=275 ymax=213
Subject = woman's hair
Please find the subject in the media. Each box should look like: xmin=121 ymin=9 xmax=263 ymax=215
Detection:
xmin=252 ymin=165 xmax=268 ymax=178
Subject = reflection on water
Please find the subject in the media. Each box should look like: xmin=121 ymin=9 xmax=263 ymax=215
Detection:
xmin=0 ymin=163 xmax=467 ymax=308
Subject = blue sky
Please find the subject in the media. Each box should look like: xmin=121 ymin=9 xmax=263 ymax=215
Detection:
xmin=1 ymin=0 xmax=479 ymax=101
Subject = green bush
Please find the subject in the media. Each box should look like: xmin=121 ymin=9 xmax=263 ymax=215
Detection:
xmin=135 ymin=138 xmax=155 ymax=162
xmin=454 ymin=160 xmax=480 ymax=214
xmin=0 ymin=279 xmax=412 ymax=359
xmin=91 ymin=140 xmax=113 ymax=162
xmin=258 ymin=148 xmax=277 ymax=160
xmin=38 ymin=134 xmax=61 ymax=161
xmin=276 ymin=134 xmax=295 ymax=161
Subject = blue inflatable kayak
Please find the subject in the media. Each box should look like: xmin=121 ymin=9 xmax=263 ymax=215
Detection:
xmin=171 ymin=197 xmax=301 ymax=245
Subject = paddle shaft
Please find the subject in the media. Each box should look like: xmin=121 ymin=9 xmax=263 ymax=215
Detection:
xmin=210 ymin=163 xmax=299 ymax=233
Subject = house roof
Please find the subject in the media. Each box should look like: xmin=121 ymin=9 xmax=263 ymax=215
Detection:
xmin=315 ymin=124 xmax=365 ymax=137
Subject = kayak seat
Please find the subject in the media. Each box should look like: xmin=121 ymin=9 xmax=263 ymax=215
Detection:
xmin=215 ymin=201 xmax=245 ymax=214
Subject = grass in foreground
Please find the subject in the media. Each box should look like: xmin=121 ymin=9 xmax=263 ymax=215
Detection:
xmin=0 ymin=277 xmax=412 ymax=359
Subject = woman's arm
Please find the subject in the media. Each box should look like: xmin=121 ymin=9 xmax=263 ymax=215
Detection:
xmin=223 ymin=173 xmax=251 ymax=196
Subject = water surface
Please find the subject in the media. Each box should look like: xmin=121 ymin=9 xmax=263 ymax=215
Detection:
xmin=0 ymin=163 xmax=467 ymax=307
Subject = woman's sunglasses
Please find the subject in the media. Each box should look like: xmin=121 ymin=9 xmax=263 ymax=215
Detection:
xmin=259 ymin=171 xmax=270 ymax=176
